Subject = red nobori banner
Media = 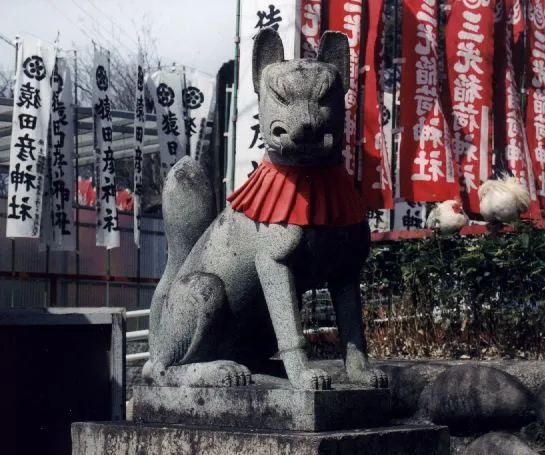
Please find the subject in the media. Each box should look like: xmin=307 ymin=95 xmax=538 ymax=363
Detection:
xmin=300 ymin=0 xmax=321 ymax=58
xmin=399 ymin=0 xmax=459 ymax=202
xmin=494 ymin=0 xmax=541 ymax=218
xmin=328 ymin=0 xmax=362 ymax=177
xmin=526 ymin=0 xmax=545 ymax=208
xmin=444 ymin=0 xmax=494 ymax=215
xmin=360 ymin=0 xmax=393 ymax=209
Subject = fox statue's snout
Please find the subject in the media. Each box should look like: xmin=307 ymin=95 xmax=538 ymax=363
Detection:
xmin=253 ymin=31 xmax=349 ymax=167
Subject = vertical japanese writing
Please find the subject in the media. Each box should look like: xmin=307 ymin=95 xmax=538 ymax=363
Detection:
xmin=44 ymin=58 xmax=76 ymax=249
xmin=359 ymin=0 xmax=393 ymax=210
xmin=393 ymin=201 xmax=427 ymax=231
xmin=149 ymin=71 xmax=186 ymax=179
xmin=444 ymin=0 xmax=494 ymax=213
xmin=367 ymin=209 xmax=391 ymax=232
xmin=496 ymin=0 xmax=539 ymax=217
xmin=133 ymin=52 xmax=145 ymax=247
xmin=399 ymin=0 xmax=459 ymax=204
xmin=235 ymin=0 xmax=297 ymax=188
xmin=250 ymin=4 xmax=284 ymax=153
xmin=343 ymin=0 xmax=361 ymax=176
xmin=526 ymin=0 xmax=545 ymax=209
xmin=300 ymin=0 xmax=321 ymax=58
xmin=328 ymin=0 xmax=362 ymax=176
xmin=93 ymin=49 xmax=120 ymax=248
xmin=7 ymin=40 xmax=55 ymax=238
xmin=182 ymin=67 xmax=216 ymax=161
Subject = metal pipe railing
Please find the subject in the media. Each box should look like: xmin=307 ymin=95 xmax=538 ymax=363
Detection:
xmin=126 ymin=309 xmax=151 ymax=363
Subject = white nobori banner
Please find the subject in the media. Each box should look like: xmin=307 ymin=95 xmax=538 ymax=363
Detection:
xmin=93 ymin=49 xmax=120 ymax=249
xmin=7 ymin=39 xmax=55 ymax=238
xmin=182 ymin=67 xmax=216 ymax=161
xmin=368 ymin=92 xmax=395 ymax=233
xmin=133 ymin=50 xmax=145 ymax=248
xmin=41 ymin=56 xmax=76 ymax=251
xmin=235 ymin=0 xmax=300 ymax=188
xmin=148 ymin=70 xmax=186 ymax=179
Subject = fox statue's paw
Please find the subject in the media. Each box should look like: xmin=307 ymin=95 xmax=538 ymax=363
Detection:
xmin=293 ymin=368 xmax=332 ymax=390
xmin=347 ymin=367 xmax=388 ymax=389
xmin=142 ymin=360 xmax=252 ymax=387
xmin=345 ymin=345 xmax=388 ymax=388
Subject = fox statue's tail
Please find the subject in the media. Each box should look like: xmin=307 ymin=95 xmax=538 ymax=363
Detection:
xmin=148 ymin=156 xmax=217 ymax=357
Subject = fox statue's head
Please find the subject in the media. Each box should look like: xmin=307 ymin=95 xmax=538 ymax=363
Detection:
xmin=252 ymin=27 xmax=350 ymax=167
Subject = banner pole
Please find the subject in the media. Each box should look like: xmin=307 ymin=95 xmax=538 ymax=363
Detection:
xmin=74 ymin=50 xmax=80 ymax=307
xmin=11 ymin=36 xmax=19 ymax=309
xmin=520 ymin=0 xmax=529 ymax=117
xmin=355 ymin=1 xmax=365 ymax=187
xmin=106 ymin=49 xmax=111 ymax=307
xmin=182 ymin=66 xmax=191 ymax=157
xmin=230 ymin=0 xmax=241 ymax=194
xmin=390 ymin=0 xmax=400 ymax=227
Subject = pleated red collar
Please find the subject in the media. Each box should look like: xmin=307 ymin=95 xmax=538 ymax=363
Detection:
xmin=227 ymin=159 xmax=366 ymax=226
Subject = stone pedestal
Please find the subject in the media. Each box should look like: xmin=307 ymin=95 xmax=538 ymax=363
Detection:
xmin=133 ymin=383 xmax=391 ymax=431
xmin=72 ymin=421 xmax=450 ymax=455
xmin=73 ymin=382 xmax=450 ymax=454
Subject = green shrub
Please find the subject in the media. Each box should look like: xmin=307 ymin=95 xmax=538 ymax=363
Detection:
xmin=360 ymin=224 xmax=545 ymax=360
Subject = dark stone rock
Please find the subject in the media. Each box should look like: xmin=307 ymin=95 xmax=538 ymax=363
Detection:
xmin=463 ymin=432 xmax=538 ymax=455
xmin=427 ymin=365 xmax=536 ymax=434
xmin=538 ymin=384 xmax=545 ymax=422
xmin=0 ymin=308 xmax=125 ymax=455
xmin=72 ymin=421 xmax=450 ymax=455
xmin=379 ymin=363 xmax=448 ymax=417
xmin=520 ymin=421 xmax=545 ymax=451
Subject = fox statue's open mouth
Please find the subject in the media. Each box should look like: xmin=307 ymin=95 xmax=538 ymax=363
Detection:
xmin=276 ymin=131 xmax=335 ymax=157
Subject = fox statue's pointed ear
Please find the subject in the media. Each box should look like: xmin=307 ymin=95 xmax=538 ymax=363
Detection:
xmin=317 ymin=31 xmax=350 ymax=94
xmin=252 ymin=27 xmax=285 ymax=94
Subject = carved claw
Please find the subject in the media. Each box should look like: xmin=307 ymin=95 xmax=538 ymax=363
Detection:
xmin=376 ymin=369 xmax=388 ymax=388
xmin=348 ymin=368 xmax=389 ymax=389
xmin=221 ymin=362 xmax=253 ymax=387
xmin=298 ymin=369 xmax=332 ymax=390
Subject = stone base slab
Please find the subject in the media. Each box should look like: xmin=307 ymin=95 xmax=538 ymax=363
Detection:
xmin=72 ymin=422 xmax=450 ymax=455
xmin=133 ymin=383 xmax=391 ymax=432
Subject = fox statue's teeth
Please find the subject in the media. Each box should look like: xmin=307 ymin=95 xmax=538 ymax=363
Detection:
xmin=279 ymin=133 xmax=291 ymax=154
xmin=323 ymin=133 xmax=333 ymax=150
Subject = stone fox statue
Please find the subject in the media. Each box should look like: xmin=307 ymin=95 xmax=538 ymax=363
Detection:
xmin=142 ymin=28 xmax=388 ymax=390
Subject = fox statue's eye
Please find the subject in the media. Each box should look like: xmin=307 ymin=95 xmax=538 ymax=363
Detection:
xmin=272 ymin=87 xmax=288 ymax=105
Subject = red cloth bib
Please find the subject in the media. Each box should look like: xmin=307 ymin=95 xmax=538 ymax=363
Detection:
xmin=227 ymin=160 xmax=367 ymax=226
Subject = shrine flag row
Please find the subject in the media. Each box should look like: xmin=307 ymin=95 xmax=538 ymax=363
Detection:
xmin=6 ymin=40 xmax=216 ymax=248
xmin=235 ymin=0 xmax=545 ymax=223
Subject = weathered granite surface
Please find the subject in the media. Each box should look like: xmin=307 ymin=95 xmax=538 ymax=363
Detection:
xmin=133 ymin=381 xmax=391 ymax=431
xmin=71 ymin=422 xmax=450 ymax=455
xmin=142 ymin=27 xmax=386 ymax=391
xmin=426 ymin=364 xmax=536 ymax=433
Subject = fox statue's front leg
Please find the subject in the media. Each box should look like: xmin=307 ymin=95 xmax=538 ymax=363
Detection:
xmin=256 ymin=223 xmax=331 ymax=390
xmin=329 ymin=277 xmax=388 ymax=389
